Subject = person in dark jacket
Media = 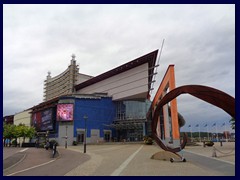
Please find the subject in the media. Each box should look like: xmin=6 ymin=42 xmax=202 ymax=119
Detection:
xmin=45 ymin=140 xmax=50 ymax=150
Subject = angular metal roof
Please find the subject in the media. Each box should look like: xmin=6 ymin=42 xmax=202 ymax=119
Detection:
xmin=75 ymin=50 xmax=159 ymax=91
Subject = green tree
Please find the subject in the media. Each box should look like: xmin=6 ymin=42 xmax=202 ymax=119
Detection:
xmin=27 ymin=126 xmax=36 ymax=142
xmin=3 ymin=123 xmax=36 ymax=146
xmin=12 ymin=124 xmax=21 ymax=145
xmin=18 ymin=123 xmax=28 ymax=143
xmin=229 ymin=117 xmax=235 ymax=130
xmin=3 ymin=123 xmax=15 ymax=140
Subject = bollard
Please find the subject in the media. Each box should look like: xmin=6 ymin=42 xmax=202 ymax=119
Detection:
xmin=203 ymin=141 xmax=206 ymax=147
xmin=212 ymin=146 xmax=217 ymax=157
xmin=220 ymin=141 xmax=223 ymax=146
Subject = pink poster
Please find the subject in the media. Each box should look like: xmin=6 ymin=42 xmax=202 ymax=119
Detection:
xmin=57 ymin=104 xmax=74 ymax=121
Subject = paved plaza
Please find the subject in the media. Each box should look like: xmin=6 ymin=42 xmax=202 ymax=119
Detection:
xmin=3 ymin=142 xmax=235 ymax=176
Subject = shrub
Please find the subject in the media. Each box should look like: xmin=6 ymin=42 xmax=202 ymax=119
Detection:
xmin=72 ymin=141 xmax=78 ymax=146
xmin=11 ymin=139 xmax=17 ymax=146
xmin=144 ymin=136 xmax=153 ymax=145
xmin=39 ymin=143 xmax=45 ymax=148
xmin=205 ymin=141 xmax=214 ymax=146
xmin=22 ymin=143 xmax=35 ymax=147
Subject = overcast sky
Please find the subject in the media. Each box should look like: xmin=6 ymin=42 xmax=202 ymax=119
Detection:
xmin=3 ymin=4 xmax=235 ymax=133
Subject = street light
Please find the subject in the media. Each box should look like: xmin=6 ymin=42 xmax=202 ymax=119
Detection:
xmin=83 ymin=115 xmax=88 ymax=153
xmin=65 ymin=125 xmax=68 ymax=149
xmin=46 ymin=130 xmax=49 ymax=141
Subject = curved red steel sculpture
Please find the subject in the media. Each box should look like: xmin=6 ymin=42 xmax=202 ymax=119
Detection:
xmin=152 ymin=85 xmax=235 ymax=153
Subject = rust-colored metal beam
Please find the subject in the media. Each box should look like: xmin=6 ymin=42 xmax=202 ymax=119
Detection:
xmin=152 ymin=85 xmax=235 ymax=153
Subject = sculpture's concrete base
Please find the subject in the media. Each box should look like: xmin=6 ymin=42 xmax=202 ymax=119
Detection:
xmin=151 ymin=151 xmax=181 ymax=161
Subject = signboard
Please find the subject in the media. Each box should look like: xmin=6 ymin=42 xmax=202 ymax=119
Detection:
xmin=32 ymin=108 xmax=54 ymax=131
xmin=57 ymin=104 xmax=74 ymax=121
xmin=41 ymin=109 xmax=53 ymax=130
xmin=32 ymin=112 xmax=42 ymax=131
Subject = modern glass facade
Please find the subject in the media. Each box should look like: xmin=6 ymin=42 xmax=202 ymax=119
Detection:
xmin=115 ymin=100 xmax=151 ymax=121
xmin=113 ymin=100 xmax=151 ymax=141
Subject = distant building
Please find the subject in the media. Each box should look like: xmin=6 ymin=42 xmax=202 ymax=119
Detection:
xmin=3 ymin=115 xmax=14 ymax=124
xmin=14 ymin=110 xmax=32 ymax=127
xmin=43 ymin=54 xmax=92 ymax=101
xmin=30 ymin=50 xmax=158 ymax=146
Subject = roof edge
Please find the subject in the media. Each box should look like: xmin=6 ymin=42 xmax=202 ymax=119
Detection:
xmin=75 ymin=50 xmax=159 ymax=91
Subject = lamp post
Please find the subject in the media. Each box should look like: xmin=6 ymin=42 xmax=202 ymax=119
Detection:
xmin=65 ymin=125 xmax=68 ymax=149
xmin=83 ymin=115 xmax=88 ymax=153
xmin=46 ymin=130 xmax=49 ymax=141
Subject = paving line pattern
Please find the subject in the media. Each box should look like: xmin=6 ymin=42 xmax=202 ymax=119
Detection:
xmin=184 ymin=149 xmax=235 ymax=165
xmin=6 ymin=159 xmax=56 ymax=176
xmin=110 ymin=145 xmax=143 ymax=176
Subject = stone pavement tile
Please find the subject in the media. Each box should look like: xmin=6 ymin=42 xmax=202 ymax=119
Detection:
xmin=62 ymin=143 xmax=235 ymax=176
xmin=3 ymin=147 xmax=55 ymax=175
xmin=64 ymin=152 xmax=103 ymax=176
xmin=119 ymin=144 xmax=224 ymax=176
xmin=184 ymin=142 xmax=235 ymax=163
xmin=3 ymin=152 xmax=26 ymax=170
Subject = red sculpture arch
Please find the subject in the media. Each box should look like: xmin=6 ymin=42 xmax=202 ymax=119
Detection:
xmin=152 ymin=85 xmax=235 ymax=153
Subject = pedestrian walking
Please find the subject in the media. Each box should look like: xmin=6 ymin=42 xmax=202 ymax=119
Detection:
xmin=45 ymin=140 xmax=50 ymax=150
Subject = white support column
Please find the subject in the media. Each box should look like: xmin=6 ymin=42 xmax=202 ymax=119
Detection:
xmin=163 ymin=104 xmax=170 ymax=143
xmin=142 ymin=122 xmax=146 ymax=137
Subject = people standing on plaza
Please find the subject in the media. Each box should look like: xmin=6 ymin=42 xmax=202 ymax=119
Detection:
xmin=45 ymin=140 xmax=50 ymax=150
xmin=5 ymin=138 xmax=10 ymax=147
xmin=35 ymin=139 xmax=39 ymax=148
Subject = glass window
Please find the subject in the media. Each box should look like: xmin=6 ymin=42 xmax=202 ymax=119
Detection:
xmin=115 ymin=100 xmax=151 ymax=120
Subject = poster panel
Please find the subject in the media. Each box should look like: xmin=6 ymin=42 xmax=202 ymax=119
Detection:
xmin=41 ymin=109 xmax=53 ymax=130
xmin=57 ymin=104 xmax=74 ymax=121
xmin=32 ymin=112 xmax=42 ymax=131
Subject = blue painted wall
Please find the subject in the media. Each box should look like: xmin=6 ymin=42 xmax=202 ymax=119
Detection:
xmin=73 ymin=97 xmax=116 ymax=138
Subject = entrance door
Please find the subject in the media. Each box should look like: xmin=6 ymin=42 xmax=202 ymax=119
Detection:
xmin=104 ymin=133 xmax=110 ymax=142
xmin=77 ymin=134 xmax=84 ymax=143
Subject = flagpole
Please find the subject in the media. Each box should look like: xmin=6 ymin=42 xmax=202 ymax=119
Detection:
xmin=224 ymin=122 xmax=228 ymax=142
xmin=199 ymin=125 xmax=201 ymax=142
xmin=189 ymin=125 xmax=193 ymax=142
xmin=191 ymin=126 xmax=193 ymax=142
xmin=207 ymin=125 xmax=209 ymax=141
xmin=215 ymin=123 xmax=218 ymax=142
